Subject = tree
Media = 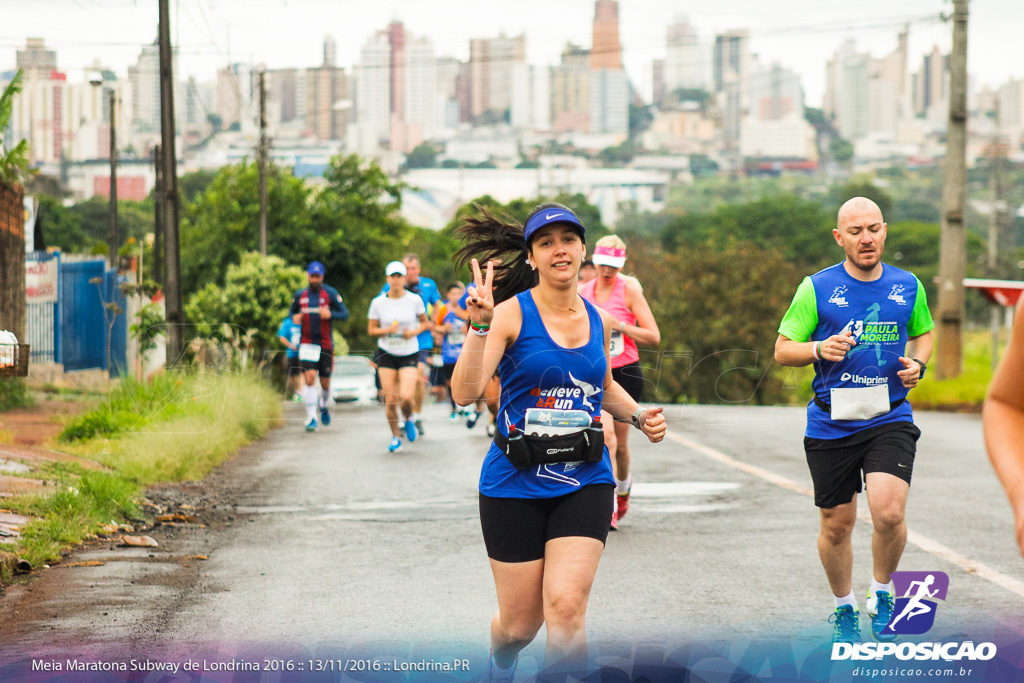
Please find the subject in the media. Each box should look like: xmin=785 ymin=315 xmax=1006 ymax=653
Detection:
xmin=0 ymin=70 xmax=29 ymax=184
xmin=180 ymin=161 xmax=314 ymax=297
xmin=405 ymin=144 xmax=438 ymax=170
xmin=828 ymin=176 xmax=893 ymax=217
xmin=627 ymin=236 xmax=801 ymax=405
xmin=628 ymin=104 xmax=653 ymax=140
xmin=185 ymin=252 xmax=305 ymax=356
xmin=829 ymin=137 xmax=854 ymax=163
xmin=36 ymin=195 xmax=93 ymax=253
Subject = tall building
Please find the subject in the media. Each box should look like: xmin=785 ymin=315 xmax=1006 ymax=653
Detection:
xmin=713 ymin=29 xmax=749 ymax=148
xmin=913 ymin=45 xmax=948 ymax=116
xmin=388 ymin=22 xmax=406 ymax=121
xmin=651 ymin=59 xmax=666 ymax=109
xmin=323 ymin=35 xmax=336 ymax=68
xmin=824 ymin=40 xmax=871 ymax=141
xmin=16 ymin=38 xmax=56 ymax=80
xmin=550 ymin=43 xmax=591 ymax=132
xmin=355 ymin=31 xmax=392 ymax=148
xmin=305 ymin=65 xmax=347 ymax=141
xmin=747 ymin=59 xmax=802 ymax=121
xmin=591 ymin=0 xmax=622 ymax=70
xmin=404 ymin=35 xmax=436 ymax=146
xmin=589 ymin=68 xmax=628 ymax=135
xmin=268 ymin=68 xmax=301 ymax=124
xmin=511 ymin=64 xmax=551 ymax=131
xmin=216 ymin=63 xmax=257 ymax=132
xmin=435 ymin=56 xmax=462 ymax=131
xmin=469 ymin=33 xmax=526 ymax=119
xmin=128 ymin=42 xmax=161 ymax=133
xmin=664 ymin=16 xmax=705 ymax=94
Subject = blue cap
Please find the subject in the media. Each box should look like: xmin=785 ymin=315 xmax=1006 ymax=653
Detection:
xmin=523 ymin=208 xmax=585 ymax=244
xmin=307 ymin=261 xmax=325 ymax=276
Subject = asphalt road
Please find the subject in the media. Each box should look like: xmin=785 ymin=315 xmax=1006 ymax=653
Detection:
xmin=1 ymin=399 xmax=1022 ymax=680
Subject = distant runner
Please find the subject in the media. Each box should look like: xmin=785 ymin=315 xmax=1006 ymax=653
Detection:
xmin=579 ymin=236 xmax=661 ymax=530
xmin=290 ymin=261 xmax=349 ymax=432
xmin=775 ymin=197 xmax=934 ymax=644
xmin=369 ymin=261 xmax=432 ymax=453
xmin=277 ymin=314 xmax=303 ymax=402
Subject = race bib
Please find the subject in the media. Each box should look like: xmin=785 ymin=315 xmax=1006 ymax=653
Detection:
xmin=381 ymin=333 xmax=405 ymax=352
xmin=524 ymin=408 xmax=592 ymax=436
xmin=830 ymin=385 xmax=890 ymax=421
xmin=609 ymin=331 xmax=625 ymax=357
xmin=447 ymin=329 xmax=466 ymax=346
xmin=298 ymin=343 xmax=321 ymax=363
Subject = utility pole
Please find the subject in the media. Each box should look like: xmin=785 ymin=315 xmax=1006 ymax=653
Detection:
xmin=987 ymin=101 xmax=1006 ymax=370
xmin=258 ymin=69 xmax=268 ymax=256
xmin=158 ymin=0 xmax=183 ymax=364
xmin=153 ymin=144 xmax=163 ymax=287
xmin=108 ymin=88 xmax=119 ymax=269
xmin=936 ymin=0 xmax=969 ymax=380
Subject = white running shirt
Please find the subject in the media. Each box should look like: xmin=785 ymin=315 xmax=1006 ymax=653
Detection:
xmin=368 ymin=292 xmax=426 ymax=357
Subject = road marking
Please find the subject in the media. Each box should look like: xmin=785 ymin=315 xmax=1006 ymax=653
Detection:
xmin=666 ymin=431 xmax=1024 ymax=601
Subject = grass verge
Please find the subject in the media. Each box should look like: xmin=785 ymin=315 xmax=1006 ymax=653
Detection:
xmin=2 ymin=369 xmax=281 ymax=574
xmin=0 ymin=378 xmax=34 ymax=412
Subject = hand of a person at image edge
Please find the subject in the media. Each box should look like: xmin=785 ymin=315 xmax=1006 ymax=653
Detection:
xmin=639 ymin=406 xmax=667 ymax=443
xmin=466 ymin=258 xmax=496 ymax=326
xmin=821 ymin=329 xmax=857 ymax=362
xmin=896 ymin=356 xmax=922 ymax=389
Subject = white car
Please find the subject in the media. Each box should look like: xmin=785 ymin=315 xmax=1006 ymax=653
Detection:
xmin=331 ymin=355 xmax=378 ymax=404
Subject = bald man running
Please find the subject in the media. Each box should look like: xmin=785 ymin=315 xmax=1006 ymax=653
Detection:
xmin=774 ymin=197 xmax=935 ymax=645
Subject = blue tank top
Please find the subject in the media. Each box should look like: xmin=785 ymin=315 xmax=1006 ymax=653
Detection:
xmin=480 ymin=290 xmax=615 ymax=498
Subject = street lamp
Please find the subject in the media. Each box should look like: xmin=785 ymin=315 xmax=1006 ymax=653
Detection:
xmin=89 ymin=72 xmax=118 ymax=269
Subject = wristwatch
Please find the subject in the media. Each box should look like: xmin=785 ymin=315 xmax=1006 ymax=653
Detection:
xmin=912 ymin=358 xmax=927 ymax=379
xmin=631 ymin=407 xmax=646 ymax=430
xmin=619 ymin=320 xmax=627 ymax=332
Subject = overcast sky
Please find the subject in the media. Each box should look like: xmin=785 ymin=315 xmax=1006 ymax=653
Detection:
xmin=4 ymin=0 xmax=1022 ymax=106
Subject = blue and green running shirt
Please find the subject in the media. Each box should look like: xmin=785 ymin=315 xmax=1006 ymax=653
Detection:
xmin=778 ymin=262 xmax=934 ymax=440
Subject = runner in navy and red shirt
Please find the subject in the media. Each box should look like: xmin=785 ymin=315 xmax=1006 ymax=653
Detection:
xmin=290 ymin=261 xmax=349 ymax=432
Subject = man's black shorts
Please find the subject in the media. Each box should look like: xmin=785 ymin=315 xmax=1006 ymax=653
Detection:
xmin=286 ymin=355 xmax=302 ymax=376
xmin=478 ymin=484 xmax=614 ymax=563
xmin=805 ymin=421 xmax=921 ymax=509
xmin=376 ymin=351 xmax=419 ymax=371
xmin=299 ymin=348 xmax=334 ymax=378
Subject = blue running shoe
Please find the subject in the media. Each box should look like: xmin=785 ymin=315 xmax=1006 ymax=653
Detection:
xmin=305 ymin=417 xmax=317 ymax=432
xmin=487 ymin=650 xmax=517 ymax=682
xmin=866 ymin=590 xmax=897 ymax=642
xmin=466 ymin=410 xmax=481 ymax=429
xmin=404 ymin=419 xmax=418 ymax=442
xmin=829 ymin=605 xmax=861 ymax=643
xmin=387 ymin=437 xmax=402 ymax=453
xmin=320 ymin=404 xmax=332 ymax=426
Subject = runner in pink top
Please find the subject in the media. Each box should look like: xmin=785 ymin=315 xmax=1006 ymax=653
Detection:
xmin=579 ymin=236 xmax=661 ymax=529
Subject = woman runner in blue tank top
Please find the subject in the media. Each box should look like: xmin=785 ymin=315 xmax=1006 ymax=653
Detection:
xmin=450 ymin=203 xmax=668 ymax=680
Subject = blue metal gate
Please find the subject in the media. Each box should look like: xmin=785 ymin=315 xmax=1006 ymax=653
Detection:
xmin=26 ymin=253 xmax=129 ymax=376
xmin=60 ymin=259 xmax=107 ymax=372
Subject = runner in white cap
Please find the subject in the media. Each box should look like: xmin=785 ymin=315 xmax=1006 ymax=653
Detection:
xmin=368 ymin=261 xmax=432 ymax=452
xmin=579 ymin=235 xmax=661 ymax=529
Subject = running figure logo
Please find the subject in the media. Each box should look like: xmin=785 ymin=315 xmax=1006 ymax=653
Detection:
xmin=882 ymin=571 xmax=950 ymax=636
xmin=828 ymin=285 xmax=849 ymax=307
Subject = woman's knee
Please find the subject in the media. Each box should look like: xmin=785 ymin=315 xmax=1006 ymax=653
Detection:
xmin=543 ymin=590 xmax=587 ymax=633
xmin=497 ymin=611 xmax=543 ymax=644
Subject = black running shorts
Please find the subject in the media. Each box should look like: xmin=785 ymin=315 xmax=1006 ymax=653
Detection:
xmin=286 ymin=355 xmax=302 ymax=376
xmin=300 ymin=348 xmax=334 ymax=378
xmin=804 ymin=421 xmax=921 ymax=509
xmin=479 ymin=484 xmax=614 ymax=563
xmin=376 ymin=351 xmax=419 ymax=371
xmin=611 ymin=361 xmax=644 ymax=403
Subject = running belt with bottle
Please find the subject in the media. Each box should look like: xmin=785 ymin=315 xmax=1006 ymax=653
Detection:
xmin=579 ymin=275 xmax=638 ymax=368
xmin=480 ymin=291 xmax=615 ymax=498
xmin=778 ymin=262 xmax=934 ymax=440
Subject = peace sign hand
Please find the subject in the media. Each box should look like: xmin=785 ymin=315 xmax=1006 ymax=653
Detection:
xmin=466 ymin=258 xmax=496 ymax=326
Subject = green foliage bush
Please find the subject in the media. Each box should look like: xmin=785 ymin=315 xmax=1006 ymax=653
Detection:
xmin=0 ymin=377 xmax=34 ymax=411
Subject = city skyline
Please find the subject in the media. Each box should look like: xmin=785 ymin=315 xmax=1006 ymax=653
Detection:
xmin=5 ymin=0 xmax=1023 ymax=106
